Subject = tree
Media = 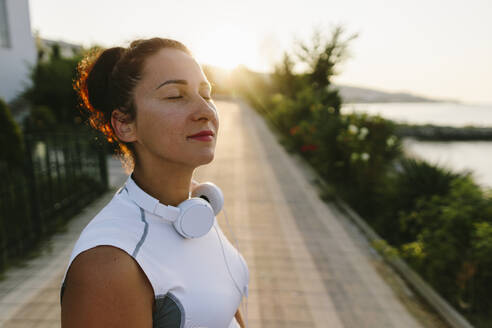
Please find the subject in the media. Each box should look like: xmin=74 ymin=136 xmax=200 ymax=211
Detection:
xmin=295 ymin=25 xmax=358 ymax=91
xmin=0 ymin=98 xmax=24 ymax=166
xmin=23 ymin=105 xmax=57 ymax=133
xmin=23 ymin=43 xmax=85 ymax=126
xmin=271 ymin=52 xmax=300 ymax=99
xmin=269 ymin=25 xmax=357 ymax=116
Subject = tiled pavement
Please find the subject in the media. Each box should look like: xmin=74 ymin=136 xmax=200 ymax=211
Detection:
xmin=0 ymin=99 xmax=424 ymax=327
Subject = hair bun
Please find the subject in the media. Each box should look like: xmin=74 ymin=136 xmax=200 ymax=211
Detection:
xmin=87 ymin=47 xmax=125 ymax=113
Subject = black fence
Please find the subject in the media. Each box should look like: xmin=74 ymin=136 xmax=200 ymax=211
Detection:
xmin=0 ymin=131 xmax=108 ymax=271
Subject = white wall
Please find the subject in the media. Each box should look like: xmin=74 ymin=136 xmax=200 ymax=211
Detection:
xmin=0 ymin=0 xmax=36 ymax=103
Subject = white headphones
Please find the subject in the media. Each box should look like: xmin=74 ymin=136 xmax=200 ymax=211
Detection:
xmin=124 ymin=177 xmax=223 ymax=238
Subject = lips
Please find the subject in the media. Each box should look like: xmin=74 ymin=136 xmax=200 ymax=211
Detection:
xmin=188 ymin=130 xmax=214 ymax=138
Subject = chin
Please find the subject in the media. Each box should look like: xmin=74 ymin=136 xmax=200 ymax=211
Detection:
xmin=189 ymin=152 xmax=215 ymax=168
xmin=200 ymin=153 xmax=215 ymax=165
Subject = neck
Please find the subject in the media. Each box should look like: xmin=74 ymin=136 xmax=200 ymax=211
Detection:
xmin=132 ymin=158 xmax=195 ymax=208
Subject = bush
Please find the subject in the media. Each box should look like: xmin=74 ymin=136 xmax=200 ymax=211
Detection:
xmin=472 ymin=221 xmax=492 ymax=320
xmin=395 ymin=175 xmax=492 ymax=321
xmin=377 ymin=157 xmax=467 ymax=245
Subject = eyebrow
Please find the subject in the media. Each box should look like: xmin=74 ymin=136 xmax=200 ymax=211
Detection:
xmin=155 ymin=79 xmax=212 ymax=90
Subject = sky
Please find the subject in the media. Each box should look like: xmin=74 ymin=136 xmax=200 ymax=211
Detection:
xmin=28 ymin=0 xmax=492 ymax=105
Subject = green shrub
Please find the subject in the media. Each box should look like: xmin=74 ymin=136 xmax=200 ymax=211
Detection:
xmin=308 ymin=111 xmax=402 ymax=216
xmin=471 ymin=221 xmax=492 ymax=319
xmin=378 ymin=157 xmax=467 ymax=245
xmin=371 ymin=238 xmax=399 ymax=260
xmin=396 ymin=176 xmax=492 ymax=317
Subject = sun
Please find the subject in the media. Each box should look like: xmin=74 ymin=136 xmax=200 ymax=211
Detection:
xmin=194 ymin=25 xmax=257 ymax=71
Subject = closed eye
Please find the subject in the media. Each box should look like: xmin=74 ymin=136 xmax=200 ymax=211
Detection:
xmin=165 ymin=95 xmax=212 ymax=101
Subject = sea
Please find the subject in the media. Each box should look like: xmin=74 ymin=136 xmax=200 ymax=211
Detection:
xmin=341 ymin=102 xmax=492 ymax=190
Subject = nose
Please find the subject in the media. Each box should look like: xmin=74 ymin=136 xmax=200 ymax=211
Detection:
xmin=191 ymin=95 xmax=218 ymax=122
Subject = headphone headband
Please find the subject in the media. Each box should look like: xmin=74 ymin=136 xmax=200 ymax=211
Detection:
xmin=124 ymin=175 xmax=181 ymax=222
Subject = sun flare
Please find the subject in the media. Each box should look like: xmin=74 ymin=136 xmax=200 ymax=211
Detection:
xmin=194 ymin=25 xmax=257 ymax=71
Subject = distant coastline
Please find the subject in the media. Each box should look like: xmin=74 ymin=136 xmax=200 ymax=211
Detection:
xmin=340 ymin=102 xmax=492 ymax=129
xmin=335 ymin=84 xmax=460 ymax=104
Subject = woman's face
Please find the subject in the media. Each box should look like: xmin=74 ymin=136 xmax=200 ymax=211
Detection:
xmin=131 ymin=48 xmax=219 ymax=168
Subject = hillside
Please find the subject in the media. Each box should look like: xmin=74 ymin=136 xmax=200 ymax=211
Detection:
xmin=335 ymin=84 xmax=438 ymax=103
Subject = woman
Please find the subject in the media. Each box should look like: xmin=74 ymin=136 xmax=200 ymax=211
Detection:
xmin=60 ymin=38 xmax=249 ymax=328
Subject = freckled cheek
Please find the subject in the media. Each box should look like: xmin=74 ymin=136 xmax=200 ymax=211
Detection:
xmin=144 ymin=127 xmax=185 ymax=158
xmin=153 ymin=122 xmax=185 ymax=148
xmin=136 ymin=113 xmax=182 ymax=149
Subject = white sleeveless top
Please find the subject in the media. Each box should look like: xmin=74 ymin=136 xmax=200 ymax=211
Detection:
xmin=61 ymin=175 xmax=249 ymax=328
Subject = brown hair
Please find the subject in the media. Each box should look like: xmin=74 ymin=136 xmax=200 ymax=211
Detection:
xmin=74 ymin=38 xmax=193 ymax=171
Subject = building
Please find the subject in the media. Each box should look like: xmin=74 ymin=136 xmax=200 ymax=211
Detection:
xmin=38 ymin=38 xmax=83 ymax=61
xmin=0 ymin=0 xmax=36 ymax=103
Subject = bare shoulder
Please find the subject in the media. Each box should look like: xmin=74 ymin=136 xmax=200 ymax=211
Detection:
xmin=61 ymin=245 xmax=154 ymax=328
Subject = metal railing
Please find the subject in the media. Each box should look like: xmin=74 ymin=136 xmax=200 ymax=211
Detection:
xmin=0 ymin=130 xmax=108 ymax=270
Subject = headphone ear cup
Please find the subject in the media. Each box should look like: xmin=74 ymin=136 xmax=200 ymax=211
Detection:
xmin=191 ymin=182 xmax=224 ymax=216
xmin=175 ymin=198 xmax=215 ymax=239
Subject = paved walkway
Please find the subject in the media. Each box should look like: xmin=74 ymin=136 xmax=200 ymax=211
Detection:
xmin=0 ymin=99 xmax=425 ymax=327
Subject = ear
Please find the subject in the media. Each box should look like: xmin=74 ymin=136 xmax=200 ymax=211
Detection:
xmin=111 ymin=109 xmax=137 ymax=143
